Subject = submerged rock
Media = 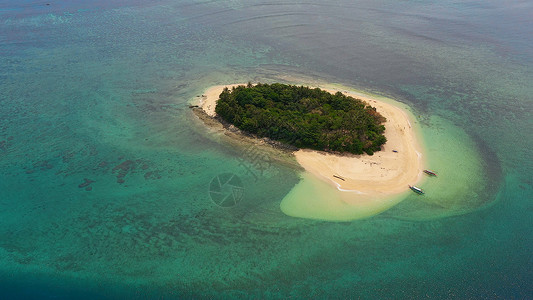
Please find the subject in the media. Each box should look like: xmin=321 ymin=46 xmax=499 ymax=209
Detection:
xmin=78 ymin=178 xmax=95 ymax=188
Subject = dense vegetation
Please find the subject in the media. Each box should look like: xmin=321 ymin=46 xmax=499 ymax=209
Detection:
xmin=215 ymin=83 xmax=387 ymax=155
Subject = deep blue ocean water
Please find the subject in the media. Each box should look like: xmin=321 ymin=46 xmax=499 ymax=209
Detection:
xmin=1 ymin=0 xmax=532 ymax=298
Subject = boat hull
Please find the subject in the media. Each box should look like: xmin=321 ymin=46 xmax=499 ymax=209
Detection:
xmin=423 ymin=170 xmax=437 ymax=176
xmin=409 ymin=185 xmax=424 ymax=195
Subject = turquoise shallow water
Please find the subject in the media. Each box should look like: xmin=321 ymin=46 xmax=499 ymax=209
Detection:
xmin=1 ymin=0 xmax=532 ymax=298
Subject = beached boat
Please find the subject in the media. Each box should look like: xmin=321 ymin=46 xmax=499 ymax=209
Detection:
xmin=409 ymin=185 xmax=424 ymax=195
xmin=423 ymin=169 xmax=437 ymax=176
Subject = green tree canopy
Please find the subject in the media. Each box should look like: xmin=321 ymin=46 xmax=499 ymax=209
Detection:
xmin=215 ymin=83 xmax=387 ymax=155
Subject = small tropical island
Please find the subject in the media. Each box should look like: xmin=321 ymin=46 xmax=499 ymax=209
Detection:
xmin=215 ymin=83 xmax=387 ymax=155
xmin=195 ymin=82 xmax=425 ymax=220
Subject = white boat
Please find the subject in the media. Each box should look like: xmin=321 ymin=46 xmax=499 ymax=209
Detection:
xmin=409 ymin=185 xmax=424 ymax=195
